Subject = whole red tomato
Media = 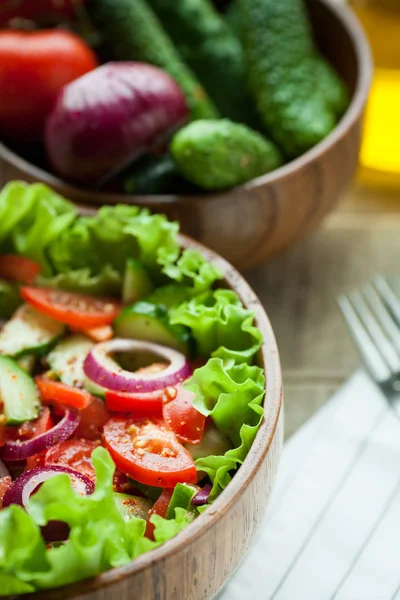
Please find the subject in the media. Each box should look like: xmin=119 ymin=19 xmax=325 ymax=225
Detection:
xmin=0 ymin=0 xmax=83 ymax=25
xmin=0 ymin=30 xmax=98 ymax=140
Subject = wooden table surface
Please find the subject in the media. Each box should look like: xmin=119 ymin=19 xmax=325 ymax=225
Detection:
xmin=244 ymin=178 xmax=400 ymax=439
xmin=1 ymin=157 xmax=399 ymax=441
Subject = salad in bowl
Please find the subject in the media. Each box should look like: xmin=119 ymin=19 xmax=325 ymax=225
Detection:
xmin=0 ymin=182 xmax=269 ymax=595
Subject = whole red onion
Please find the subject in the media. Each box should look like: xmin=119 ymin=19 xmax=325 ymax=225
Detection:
xmin=45 ymin=62 xmax=189 ymax=184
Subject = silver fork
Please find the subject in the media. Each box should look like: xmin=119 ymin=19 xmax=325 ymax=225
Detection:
xmin=338 ymin=275 xmax=400 ymax=417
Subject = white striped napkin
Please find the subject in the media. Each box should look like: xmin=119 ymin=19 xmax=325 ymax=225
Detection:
xmin=220 ymin=371 xmax=400 ymax=600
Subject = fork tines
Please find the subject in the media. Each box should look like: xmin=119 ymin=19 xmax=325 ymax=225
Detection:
xmin=338 ymin=276 xmax=400 ymax=386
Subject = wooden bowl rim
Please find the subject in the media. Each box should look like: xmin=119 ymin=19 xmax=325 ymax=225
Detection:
xmin=0 ymin=0 xmax=372 ymax=209
xmin=29 ymin=232 xmax=283 ymax=599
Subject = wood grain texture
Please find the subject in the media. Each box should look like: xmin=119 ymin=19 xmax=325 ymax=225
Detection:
xmin=0 ymin=0 xmax=372 ymax=270
xmin=8 ymin=235 xmax=283 ymax=600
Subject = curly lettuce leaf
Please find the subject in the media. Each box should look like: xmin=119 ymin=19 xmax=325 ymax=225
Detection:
xmin=0 ymin=182 xmax=76 ymax=275
xmin=185 ymin=358 xmax=265 ymax=497
xmin=38 ymin=266 xmax=122 ymax=298
xmin=163 ymin=249 xmax=221 ymax=295
xmin=171 ymin=289 xmax=262 ymax=364
xmin=0 ymin=448 xmax=192 ymax=594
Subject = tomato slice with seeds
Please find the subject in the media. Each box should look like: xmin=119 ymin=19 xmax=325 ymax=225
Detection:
xmin=0 ymin=255 xmax=40 ymax=284
xmin=20 ymin=287 xmax=121 ymax=328
xmin=103 ymin=417 xmax=196 ymax=488
xmin=162 ymin=387 xmax=206 ymax=445
xmin=35 ymin=376 xmax=92 ymax=410
xmin=44 ymin=439 xmax=99 ymax=481
xmin=105 ymin=389 xmax=164 ymax=417
xmin=145 ymin=488 xmax=173 ymax=540
xmin=74 ymin=397 xmax=110 ymax=441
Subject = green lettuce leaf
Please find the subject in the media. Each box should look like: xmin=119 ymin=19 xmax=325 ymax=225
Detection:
xmin=0 ymin=182 xmax=76 ymax=275
xmin=0 ymin=280 xmax=22 ymax=319
xmin=171 ymin=289 xmax=262 ymax=364
xmin=0 ymin=448 xmax=193 ymax=594
xmin=185 ymin=358 xmax=265 ymax=497
xmin=163 ymin=249 xmax=221 ymax=295
xmin=37 ymin=266 xmax=122 ymax=298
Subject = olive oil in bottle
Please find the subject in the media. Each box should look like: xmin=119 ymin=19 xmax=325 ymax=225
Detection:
xmin=350 ymin=0 xmax=400 ymax=187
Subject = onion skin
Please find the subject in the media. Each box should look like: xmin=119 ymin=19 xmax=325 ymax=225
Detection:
xmin=2 ymin=407 xmax=80 ymax=461
xmin=45 ymin=62 xmax=189 ymax=184
xmin=191 ymin=483 xmax=212 ymax=506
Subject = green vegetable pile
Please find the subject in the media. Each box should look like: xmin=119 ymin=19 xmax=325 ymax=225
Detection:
xmin=89 ymin=0 xmax=349 ymax=192
xmin=0 ymin=182 xmax=265 ymax=592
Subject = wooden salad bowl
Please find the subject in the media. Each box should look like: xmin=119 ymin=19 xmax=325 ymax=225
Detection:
xmin=0 ymin=0 xmax=372 ymax=271
xmin=10 ymin=233 xmax=283 ymax=600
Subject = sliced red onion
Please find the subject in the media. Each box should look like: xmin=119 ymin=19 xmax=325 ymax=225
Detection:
xmin=2 ymin=407 xmax=80 ymax=461
xmin=191 ymin=483 xmax=212 ymax=506
xmin=2 ymin=465 xmax=94 ymax=510
xmin=0 ymin=458 xmax=9 ymax=479
xmin=84 ymin=339 xmax=192 ymax=393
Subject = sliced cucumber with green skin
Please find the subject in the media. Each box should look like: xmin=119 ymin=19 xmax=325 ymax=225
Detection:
xmin=0 ymin=304 xmax=65 ymax=359
xmin=185 ymin=423 xmax=232 ymax=460
xmin=16 ymin=354 xmax=36 ymax=374
xmin=113 ymin=301 xmax=192 ymax=355
xmin=0 ymin=356 xmax=41 ymax=425
xmin=166 ymin=483 xmax=196 ymax=519
xmin=114 ymin=493 xmax=153 ymax=521
xmin=47 ymin=334 xmax=107 ymax=398
xmin=0 ymin=280 xmax=22 ymax=320
xmin=122 ymin=259 xmax=154 ymax=305
xmin=145 ymin=284 xmax=190 ymax=310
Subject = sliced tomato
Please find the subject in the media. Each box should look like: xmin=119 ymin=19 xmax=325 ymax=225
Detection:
xmin=74 ymin=397 xmax=110 ymax=440
xmin=17 ymin=406 xmax=53 ymax=440
xmin=106 ymin=389 xmax=164 ymax=417
xmin=145 ymin=488 xmax=173 ymax=540
xmin=0 ymin=255 xmax=41 ymax=284
xmin=162 ymin=387 xmax=206 ymax=445
xmin=44 ymin=439 xmax=99 ymax=481
xmin=35 ymin=376 xmax=92 ymax=410
xmin=20 ymin=287 xmax=121 ymax=328
xmin=0 ymin=476 xmax=12 ymax=509
xmin=70 ymin=324 xmax=114 ymax=342
xmin=103 ymin=417 xmax=197 ymax=488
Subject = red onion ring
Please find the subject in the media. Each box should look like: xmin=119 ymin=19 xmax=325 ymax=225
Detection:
xmin=2 ymin=465 xmax=94 ymax=509
xmin=0 ymin=458 xmax=9 ymax=479
xmin=83 ymin=339 xmax=192 ymax=393
xmin=2 ymin=407 xmax=80 ymax=461
xmin=191 ymin=483 xmax=212 ymax=506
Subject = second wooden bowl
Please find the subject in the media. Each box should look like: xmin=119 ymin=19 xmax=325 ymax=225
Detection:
xmin=0 ymin=0 xmax=372 ymax=270
xmin=11 ymin=233 xmax=283 ymax=600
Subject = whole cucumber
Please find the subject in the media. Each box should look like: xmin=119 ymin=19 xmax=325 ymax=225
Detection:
xmin=89 ymin=0 xmax=218 ymax=121
xmin=171 ymin=119 xmax=282 ymax=191
xmin=239 ymin=0 xmax=349 ymax=158
xmin=147 ymin=0 xmax=259 ymax=127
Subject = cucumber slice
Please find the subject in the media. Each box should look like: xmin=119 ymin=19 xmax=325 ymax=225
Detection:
xmin=114 ymin=493 xmax=153 ymax=521
xmin=166 ymin=483 xmax=196 ymax=519
xmin=0 ymin=356 xmax=41 ymax=425
xmin=47 ymin=334 xmax=107 ymax=398
xmin=122 ymin=259 xmax=154 ymax=305
xmin=113 ymin=301 xmax=192 ymax=355
xmin=0 ymin=304 xmax=65 ymax=358
xmin=16 ymin=354 xmax=36 ymax=374
xmin=146 ymin=284 xmax=190 ymax=309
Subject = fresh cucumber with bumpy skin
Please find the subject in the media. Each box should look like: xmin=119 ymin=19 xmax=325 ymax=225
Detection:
xmin=171 ymin=119 xmax=282 ymax=190
xmin=147 ymin=0 xmax=258 ymax=126
xmin=113 ymin=301 xmax=192 ymax=355
xmin=0 ymin=280 xmax=21 ymax=320
xmin=239 ymin=0 xmax=348 ymax=158
xmin=124 ymin=156 xmax=200 ymax=195
xmin=89 ymin=0 xmax=218 ymax=121
xmin=0 ymin=356 xmax=40 ymax=425
xmin=0 ymin=304 xmax=65 ymax=358
xmin=47 ymin=335 xmax=107 ymax=398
